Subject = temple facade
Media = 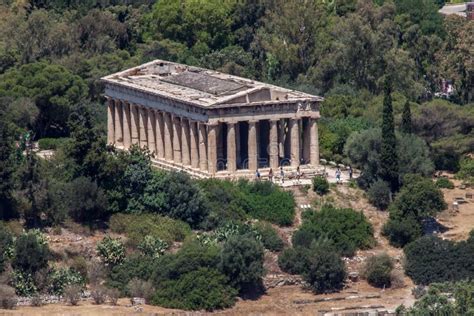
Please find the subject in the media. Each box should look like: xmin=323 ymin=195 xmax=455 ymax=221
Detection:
xmin=102 ymin=60 xmax=323 ymax=178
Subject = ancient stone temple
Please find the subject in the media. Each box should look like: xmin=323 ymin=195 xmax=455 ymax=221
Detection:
xmin=102 ymin=60 xmax=323 ymax=178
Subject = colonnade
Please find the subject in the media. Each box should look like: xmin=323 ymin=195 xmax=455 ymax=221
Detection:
xmin=107 ymin=98 xmax=319 ymax=175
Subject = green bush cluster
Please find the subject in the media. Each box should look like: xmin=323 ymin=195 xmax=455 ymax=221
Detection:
xmin=362 ymin=253 xmax=394 ymax=288
xmin=367 ymin=180 xmax=391 ymax=210
xmin=200 ymin=179 xmax=295 ymax=227
xmin=404 ymin=233 xmax=474 ymax=285
xmin=96 ymin=236 xmax=125 ymax=267
xmin=48 ymin=268 xmax=85 ymax=295
xmin=109 ymin=213 xmax=191 ymax=246
xmin=253 ymin=222 xmax=284 ymax=252
xmin=37 ymin=138 xmax=70 ymax=150
xmin=383 ymin=175 xmax=446 ymax=247
xmin=435 ymin=178 xmax=454 ymax=189
xmin=312 ymin=176 xmax=329 ymax=195
xmin=293 ymin=205 xmax=375 ymax=257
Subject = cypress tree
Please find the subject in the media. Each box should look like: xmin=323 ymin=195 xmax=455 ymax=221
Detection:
xmin=379 ymin=76 xmax=399 ymax=192
xmin=400 ymin=99 xmax=412 ymax=134
xmin=0 ymin=108 xmax=17 ymax=220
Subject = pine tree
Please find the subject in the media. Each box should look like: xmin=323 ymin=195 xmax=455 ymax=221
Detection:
xmin=379 ymin=76 xmax=399 ymax=192
xmin=0 ymin=110 xmax=16 ymax=219
xmin=400 ymin=99 xmax=412 ymax=134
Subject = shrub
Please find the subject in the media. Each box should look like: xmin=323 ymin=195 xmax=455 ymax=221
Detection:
xmin=138 ymin=235 xmax=169 ymax=259
xmin=390 ymin=270 xmax=405 ymax=289
xmin=0 ymin=224 xmax=13 ymax=272
xmin=394 ymin=175 xmax=446 ymax=219
xmin=31 ymin=294 xmax=43 ymax=307
xmin=435 ymin=178 xmax=454 ymax=189
xmin=12 ymin=230 xmax=49 ymax=275
xmin=0 ymin=285 xmax=17 ymax=309
xmin=219 ymin=234 xmax=265 ymax=291
xmin=127 ymin=278 xmax=155 ymax=302
xmin=151 ymin=268 xmax=237 ymax=311
xmin=456 ymin=157 xmax=474 ymax=185
xmin=253 ymin=222 xmax=284 ymax=252
xmin=293 ymin=205 xmax=375 ymax=256
xmin=11 ymin=270 xmax=37 ymax=296
xmin=91 ymin=286 xmax=107 ymax=304
xmin=367 ymin=180 xmax=391 ymax=210
xmin=107 ymin=288 xmax=120 ymax=305
xmin=48 ymin=267 xmax=84 ymax=295
xmin=403 ymin=235 xmax=474 ymax=285
xmin=312 ymin=176 xmax=329 ymax=195
xmin=64 ymin=284 xmax=82 ymax=305
xmin=303 ymin=246 xmax=346 ymax=294
xmin=382 ymin=215 xmax=423 ymax=248
xmin=278 ymin=247 xmax=309 ymax=275
xmin=96 ymin=236 xmax=125 ymax=266
xmin=38 ymin=137 xmax=69 ymax=150
xmin=107 ymin=254 xmax=155 ymax=292
xmin=362 ymin=253 xmax=394 ymax=288
xmin=70 ymin=256 xmax=88 ymax=281
xmin=88 ymin=260 xmax=106 ymax=286
xmin=109 ymin=213 xmax=191 ymax=246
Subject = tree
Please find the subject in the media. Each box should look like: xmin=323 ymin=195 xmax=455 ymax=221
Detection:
xmin=362 ymin=253 xmax=394 ymax=288
xmin=12 ymin=231 xmax=49 ymax=275
xmin=0 ymin=224 xmax=13 ymax=272
xmin=400 ymin=99 xmax=412 ymax=134
xmin=65 ymin=177 xmax=108 ymax=223
xmin=0 ymin=62 xmax=88 ymax=138
xmin=0 ymin=106 xmax=17 ymax=220
xmin=379 ymin=76 xmax=399 ymax=192
xmin=219 ymin=234 xmax=265 ymax=292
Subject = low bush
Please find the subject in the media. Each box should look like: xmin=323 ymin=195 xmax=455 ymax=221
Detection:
xmin=107 ymin=254 xmax=155 ymax=292
xmin=253 ymin=222 xmax=284 ymax=252
xmin=138 ymin=235 xmax=169 ymax=259
xmin=278 ymin=247 xmax=309 ymax=275
xmin=107 ymin=288 xmax=120 ymax=305
xmin=87 ymin=260 xmax=106 ymax=286
xmin=109 ymin=213 xmax=191 ymax=246
xmin=382 ymin=214 xmax=422 ymax=248
xmin=456 ymin=157 xmax=474 ymax=185
xmin=96 ymin=236 xmax=125 ymax=266
xmin=0 ymin=285 xmax=17 ymax=309
xmin=219 ymin=234 xmax=265 ymax=291
xmin=367 ymin=180 xmax=391 ymax=210
xmin=303 ymin=245 xmax=346 ymax=294
xmin=362 ymin=253 xmax=393 ymax=288
xmin=127 ymin=278 xmax=155 ymax=302
xmin=64 ymin=284 xmax=82 ymax=305
xmin=38 ymin=137 xmax=69 ymax=150
xmin=48 ymin=267 xmax=84 ymax=295
xmin=0 ymin=224 xmax=13 ymax=272
xmin=151 ymin=268 xmax=237 ymax=311
xmin=12 ymin=230 xmax=49 ymax=275
xmin=312 ymin=176 xmax=329 ymax=195
xmin=435 ymin=178 xmax=454 ymax=189
xmin=91 ymin=286 xmax=107 ymax=304
xmin=293 ymin=205 xmax=375 ymax=256
xmin=11 ymin=270 xmax=37 ymax=296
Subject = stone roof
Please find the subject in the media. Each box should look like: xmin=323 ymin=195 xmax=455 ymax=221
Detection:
xmin=102 ymin=59 xmax=323 ymax=108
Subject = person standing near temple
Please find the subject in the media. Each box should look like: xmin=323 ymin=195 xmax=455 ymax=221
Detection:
xmin=280 ymin=166 xmax=285 ymax=184
xmin=348 ymin=165 xmax=353 ymax=180
xmin=269 ymin=168 xmax=274 ymax=183
xmin=336 ymin=168 xmax=341 ymax=184
xmin=256 ymin=169 xmax=261 ymax=181
xmin=296 ymin=166 xmax=301 ymax=184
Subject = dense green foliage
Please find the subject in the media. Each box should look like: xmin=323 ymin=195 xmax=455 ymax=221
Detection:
xmin=399 ymin=281 xmax=474 ymax=315
xmin=435 ymin=177 xmax=454 ymax=189
xmin=96 ymin=236 xmax=125 ymax=267
xmin=12 ymin=231 xmax=49 ymax=275
xmin=362 ymin=253 xmax=394 ymax=288
xmin=400 ymin=100 xmax=412 ymax=134
xmin=383 ymin=175 xmax=446 ymax=247
xmin=404 ymin=233 xmax=474 ymax=285
xmin=367 ymin=179 xmax=391 ymax=210
xmin=0 ymin=224 xmax=13 ymax=272
xmin=293 ymin=205 xmax=375 ymax=257
xmin=312 ymin=176 xmax=330 ymax=195
xmin=253 ymin=222 xmax=284 ymax=252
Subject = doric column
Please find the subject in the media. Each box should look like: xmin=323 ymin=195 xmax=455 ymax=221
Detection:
xmin=290 ymin=118 xmax=300 ymax=167
xmin=122 ymin=102 xmax=131 ymax=149
xmin=190 ymin=121 xmax=199 ymax=169
xmin=310 ymin=118 xmax=320 ymax=166
xmin=114 ymin=100 xmax=123 ymax=146
xmin=278 ymin=118 xmax=286 ymax=158
xmin=207 ymin=122 xmax=218 ymax=175
xmin=248 ymin=120 xmax=258 ymax=171
xmin=163 ymin=112 xmax=173 ymax=160
xmin=236 ymin=123 xmax=241 ymax=167
xmin=139 ymin=107 xmax=148 ymax=149
xmin=172 ymin=115 xmax=182 ymax=163
xmin=269 ymin=119 xmax=279 ymax=169
xmin=227 ymin=122 xmax=236 ymax=173
xmin=303 ymin=118 xmax=311 ymax=164
xmin=107 ymin=98 xmax=115 ymax=145
xmin=130 ymin=104 xmax=140 ymax=145
xmin=147 ymin=109 xmax=156 ymax=155
xmin=199 ymin=123 xmax=208 ymax=171
xmin=155 ymin=111 xmax=165 ymax=159
xmin=181 ymin=118 xmax=191 ymax=166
